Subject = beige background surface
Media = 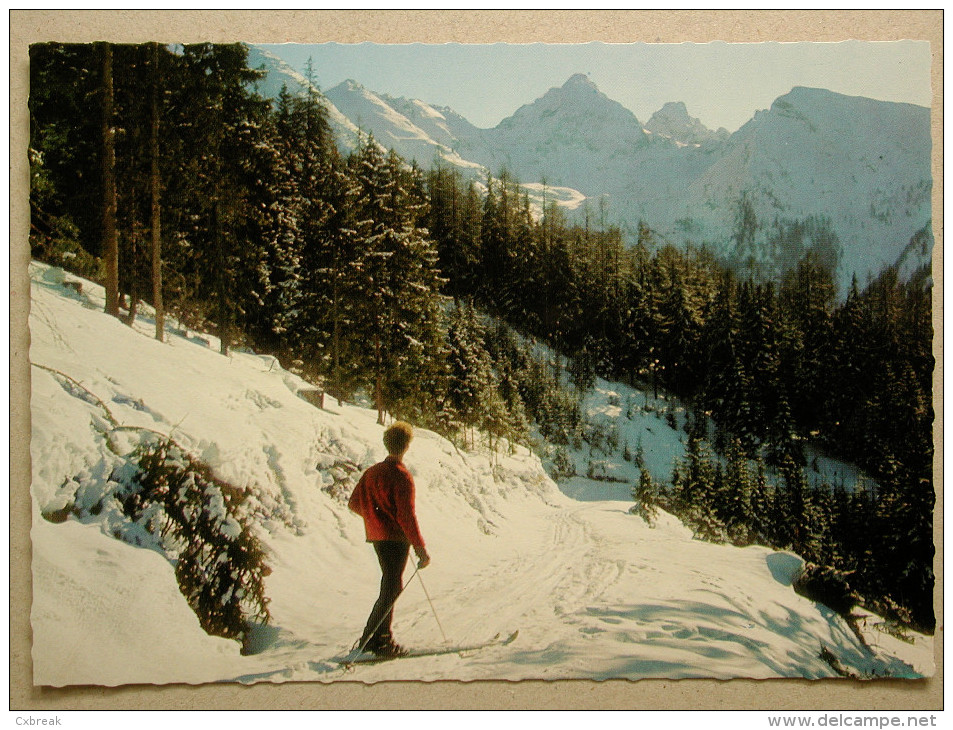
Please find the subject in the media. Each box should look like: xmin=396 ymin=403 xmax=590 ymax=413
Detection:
xmin=9 ymin=9 xmax=943 ymax=711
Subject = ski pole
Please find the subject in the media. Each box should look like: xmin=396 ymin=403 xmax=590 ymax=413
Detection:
xmin=416 ymin=571 xmax=449 ymax=644
xmin=353 ymin=563 xmax=420 ymax=655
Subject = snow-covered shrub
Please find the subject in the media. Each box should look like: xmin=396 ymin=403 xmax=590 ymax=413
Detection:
xmin=121 ymin=438 xmax=272 ymax=644
xmin=871 ymin=597 xmax=917 ymax=633
xmin=318 ymin=458 xmax=361 ymax=504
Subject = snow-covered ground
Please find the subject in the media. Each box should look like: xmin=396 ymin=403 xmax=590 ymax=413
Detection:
xmin=561 ymin=379 xmax=874 ymax=503
xmin=28 ymin=261 xmax=933 ymax=686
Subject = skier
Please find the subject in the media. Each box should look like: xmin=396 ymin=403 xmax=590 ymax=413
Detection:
xmin=348 ymin=421 xmax=430 ymax=657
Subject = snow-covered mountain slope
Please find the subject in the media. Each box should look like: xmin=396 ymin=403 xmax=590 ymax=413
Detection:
xmin=672 ymin=87 xmax=933 ymax=293
xmin=244 ymin=45 xmax=364 ymax=154
xmin=473 ymin=73 xmax=652 ymax=195
xmin=320 ymin=77 xmax=588 ymax=215
xmin=323 ymin=79 xmax=485 ymax=172
xmin=553 ymin=380 xmax=874 ymax=504
xmin=380 ymin=93 xmax=484 ymax=155
xmin=468 ymin=80 xmax=932 ymax=293
xmin=28 ymin=261 xmax=932 ymax=686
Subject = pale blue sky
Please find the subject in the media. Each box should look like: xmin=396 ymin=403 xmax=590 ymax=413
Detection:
xmin=257 ymin=41 xmax=932 ymax=132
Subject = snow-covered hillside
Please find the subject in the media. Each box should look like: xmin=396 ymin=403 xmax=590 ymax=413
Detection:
xmin=29 ymin=262 xmax=932 ymax=687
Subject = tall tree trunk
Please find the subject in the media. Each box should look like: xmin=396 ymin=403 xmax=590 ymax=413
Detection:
xmin=100 ymin=43 xmax=119 ymax=318
xmin=331 ymin=272 xmax=341 ymax=399
xmin=125 ymin=267 xmax=139 ymax=325
xmin=374 ymin=331 xmax=384 ymax=425
xmin=150 ymin=42 xmax=164 ymax=342
xmin=215 ymin=195 xmax=230 ymax=356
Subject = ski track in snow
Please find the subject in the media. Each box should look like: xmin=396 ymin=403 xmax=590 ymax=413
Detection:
xmin=27 ymin=262 xmax=933 ymax=686
xmin=227 ymin=494 xmax=927 ymax=684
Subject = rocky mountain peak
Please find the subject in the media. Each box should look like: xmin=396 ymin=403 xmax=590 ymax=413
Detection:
xmin=646 ymin=101 xmax=728 ymax=146
xmin=562 ymin=72 xmax=600 ymax=92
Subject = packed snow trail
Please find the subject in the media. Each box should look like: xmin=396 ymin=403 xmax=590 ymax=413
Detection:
xmin=27 ymin=262 xmax=932 ymax=686
xmin=236 ymin=498 xmax=924 ymax=684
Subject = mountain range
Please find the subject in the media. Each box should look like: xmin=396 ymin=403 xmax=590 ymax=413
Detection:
xmin=246 ymin=45 xmax=934 ymax=296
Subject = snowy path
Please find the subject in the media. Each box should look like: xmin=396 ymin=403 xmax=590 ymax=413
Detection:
xmin=232 ymin=495 xmax=925 ymax=684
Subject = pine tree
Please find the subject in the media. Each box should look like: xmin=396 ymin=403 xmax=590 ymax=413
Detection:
xmin=162 ymin=43 xmax=271 ymax=351
xmin=810 ymin=485 xmax=837 ymax=567
xmin=427 ymin=164 xmax=483 ymax=303
xmin=320 ymin=158 xmax=363 ymax=400
xmin=568 ymin=335 xmax=598 ymax=394
xmin=632 ymin=468 xmax=659 ymax=526
xmin=735 ymin=282 xmax=776 ymax=440
xmin=781 ymin=254 xmax=835 ymax=433
xmin=494 ymin=358 xmax=531 ymax=450
xmin=699 ymin=273 xmax=750 ymax=445
xmin=444 ymin=303 xmax=495 ymax=447
xmin=774 ymin=457 xmax=822 ymax=561
xmin=349 ymin=138 xmax=446 ymax=423
xmin=278 ymin=70 xmax=339 ymax=375
xmin=112 ymin=43 xmax=177 ymax=327
xmin=479 ymin=173 xmax=509 ymax=310
xmin=656 ymin=255 xmax=703 ymax=396
xmin=824 ymin=277 xmax=870 ymax=459
xmin=241 ymin=85 xmax=305 ymax=357
xmin=748 ymin=456 xmax=775 ymax=546
xmin=671 ymin=433 xmax=725 ymax=542
xmin=868 ymin=464 xmax=935 ymax=632
xmin=480 ymin=321 xmax=532 ymax=449
xmin=718 ymin=437 xmax=754 ymax=545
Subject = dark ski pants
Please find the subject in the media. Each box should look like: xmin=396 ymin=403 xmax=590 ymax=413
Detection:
xmin=361 ymin=540 xmax=410 ymax=648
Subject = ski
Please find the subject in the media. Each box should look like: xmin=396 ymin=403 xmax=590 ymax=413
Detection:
xmin=338 ymin=630 xmax=518 ymax=667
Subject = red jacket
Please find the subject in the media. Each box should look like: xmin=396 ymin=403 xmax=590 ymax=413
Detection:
xmin=348 ymin=455 xmax=426 ymax=548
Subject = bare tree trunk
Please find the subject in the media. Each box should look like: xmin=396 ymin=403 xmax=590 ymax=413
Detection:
xmin=215 ymin=196 xmax=230 ymax=356
xmin=331 ymin=273 xmax=340 ymax=397
xmin=150 ymin=42 xmax=164 ymax=342
xmin=125 ymin=278 xmax=139 ymax=325
xmin=374 ymin=332 xmax=385 ymax=425
xmin=100 ymin=43 xmax=119 ymax=318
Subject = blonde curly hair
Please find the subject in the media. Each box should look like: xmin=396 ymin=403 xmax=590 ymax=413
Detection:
xmin=383 ymin=421 xmax=414 ymax=456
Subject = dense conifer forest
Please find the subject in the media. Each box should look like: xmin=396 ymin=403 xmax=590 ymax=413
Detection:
xmin=28 ymin=42 xmax=935 ymax=632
